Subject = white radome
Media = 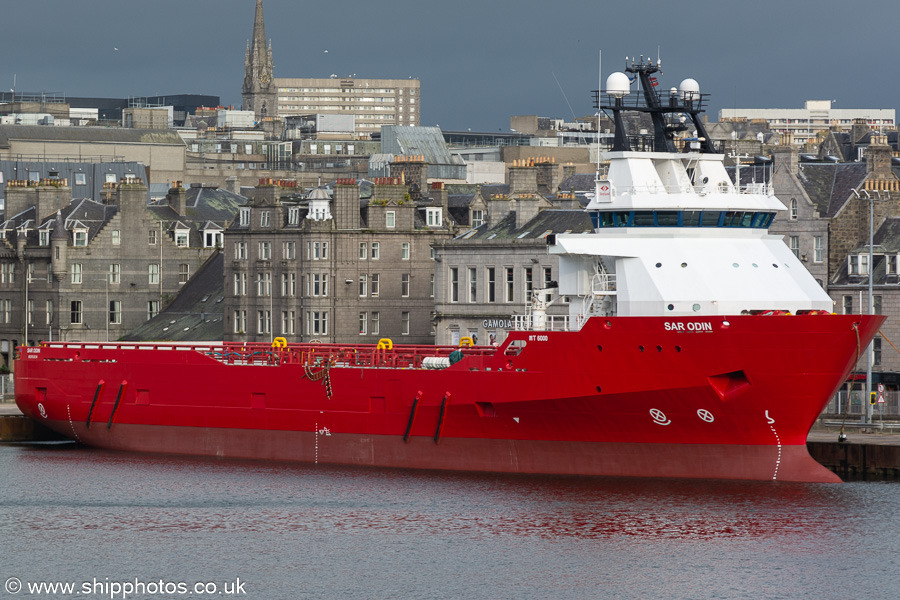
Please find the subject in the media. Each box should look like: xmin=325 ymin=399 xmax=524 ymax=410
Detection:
xmin=606 ymin=72 xmax=631 ymax=98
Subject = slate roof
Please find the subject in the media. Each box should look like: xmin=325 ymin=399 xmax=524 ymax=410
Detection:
xmin=455 ymin=209 xmax=593 ymax=241
xmin=558 ymin=173 xmax=596 ymax=192
xmin=796 ymin=163 xmax=867 ymax=217
xmin=122 ymin=252 xmax=225 ymax=341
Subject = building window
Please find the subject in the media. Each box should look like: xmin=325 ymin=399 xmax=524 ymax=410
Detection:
xmin=487 ymin=267 xmax=496 ymax=303
xmin=371 ymin=242 xmax=380 ymax=259
xmin=39 ymin=230 xmax=50 ymax=246
xmin=468 ymin=267 xmax=477 ymax=303
xmin=401 ymin=273 xmax=410 ymax=297
xmin=260 ymin=211 xmax=270 ymax=228
xmin=543 ymin=267 xmax=553 ymax=301
xmin=371 ymin=273 xmax=380 ymax=297
xmin=204 ymin=230 xmax=222 ymax=248
xmin=73 ymin=229 xmax=88 ymax=247
xmin=401 ymin=242 xmax=410 ymax=260
xmin=790 ymin=198 xmax=798 ymax=220
xmin=843 ymin=295 xmax=853 ymax=315
xmin=234 ymin=273 xmax=247 ymax=296
xmin=111 ymin=230 xmax=120 ymax=245
xmin=179 ymin=263 xmax=190 ymax=284
xmin=505 ymin=267 xmax=514 ymax=302
xmin=426 ymin=208 xmax=442 ymax=227
xmin=311 ymin=273 xmax=328 ymax=297
xmin=258 ymin=272 xmax=271 ymax=296
xmin=430 ymin=274 xmax=434 ymax=298
xmin=874 ymin=295 xmax=883 ymax=315
xmin=848 ymin=255 xmax=869 ymax=275
xmin=524 ymin=267 xmax=533 ymax=300
xmin=386 ymin=211 xmax=396 ymax=228
xmin=109 ymin=264 xmax=120 ymax=284
xmin=401 ymin=311 xmax=410 ymax=335
xmin=282 ymin=273 xmax=295 ymax=296
xmin=359 ymin=274 xmax=367 ymax=297
xmin=372 ymin=312 xmax=380 ymax=335
xmin=450 ymin=267 xmax=458 ymax=302
xmin=235 ymin=242 xmax=248 ymax=260
xmin=359 ymin=242 xmax=367 ymax=259
xmin=887 ymin=255 xmax=899 ymax=275
xmin=233 ymin=309 xmax=247 ymax=334
xmin=0 ymin=299 xmax=9 ymax=323
xmin=149 ymin=264 xmax=159 ymax=285
xmin=175 ymin=229 xmax=189 ymax=248
xmin=148 ymin=301 xmax=159 ymax=320
xmin=359 ymin=312 xmax=367 ymax=335
xmin=45 ymin=300 xmax=53 ymax=325
xmin=149 ymin=229 xmax=158 ymax=245
xmin=789 ymin=236 xmax=799 ymax=258
xmin=71 ymin=263 xmax=83 ymax=284
xmin=257 ymin=310 xmax=271 ymax=334
xmin=283 ymin=241 xmax=296 ymax=260
xmin=239 ymin=208 xmax=250 ymax=226
xmin=288 ymin=207 xmax=300 ymax=225
xmin=109 ymin=301 xmax=121 ymax=324
xmin=70 ymin=300 xmax=82 ymax=324
xmin=259 ymin=241 xmax=272 ymax=260
xmin=282 ymin=311 xmax=295 ymax=335
xmin=308 ymin=311 xmax=328 ymax=335
xmin=472 ymin=210 xmax=484 ymax=227
xmin=814 ymin=236 xmax=824 ymax=263
xmin=874 ymin=337 xmax=882 ymax=366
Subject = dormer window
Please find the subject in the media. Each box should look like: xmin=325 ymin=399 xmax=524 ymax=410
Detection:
xmin=848 ymin=254 xmax=869 ymax=276
xmin=239 ymin=208 xmax=250 ymax=226
xmin=426 ymin=208 xmax=442 ymax=227
xmin=887 ymin=254 xmax=899 ymax=275
xmin=73 ymin=229 xmax=88 ymax=247
xmin=260 ymin=210 xmax=270 ymax=228
xmin=203 ymin=230 xmax=222 ymax=248
xmin=288 ymin=207 xmax=300 ymax=225
xmin=175 ymin=228 xmax=189 ymax=248
xmin=471 ymin=209 xmax=484 ymax=227
xmin=39 ymin=230 xmax=50 ymax=247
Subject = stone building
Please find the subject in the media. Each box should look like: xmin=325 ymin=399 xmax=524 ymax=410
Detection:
xmin=223 ymin=173 xmax=454 ymax=344
xmin=433 ymin=162 xmax=590 ymax=345
xmin=0 ymin=176 xmax=243 ymax=364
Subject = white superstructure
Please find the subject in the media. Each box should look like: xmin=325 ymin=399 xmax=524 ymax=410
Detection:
xmin=547 ymin=59 xmax=833 ymax=324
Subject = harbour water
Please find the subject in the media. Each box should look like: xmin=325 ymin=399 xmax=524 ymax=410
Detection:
xmin=1 ymin=442 xmax=898 ymax=600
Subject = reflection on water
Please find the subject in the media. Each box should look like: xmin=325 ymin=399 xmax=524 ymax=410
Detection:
xmin=1 ymin=443 xmax=897 ymax=599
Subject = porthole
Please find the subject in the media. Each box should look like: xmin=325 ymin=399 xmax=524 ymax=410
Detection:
xmin=692 ymin=303 xmax=701 ymax=312
xmin=596 ymin=386 xmax=602 ymax=393
xmin=681 ymin=262 xmax=688 ymax=268
xmin=772 ymin=264 xmax=779 ymax=268
xmin=667 ymin=304 xmax=674 ymax=311
xmin=638 ymin=345 xmax=645 ymax=352
xmin=656 ymin=262 xmax=662 ymax=268
xmin=732 ymin=263 xmax=740 ymax=268
xmin=675 ymin=345 xmax=682 ymax=352
xmin=752 ymin=263 xmax=758 ymax=268
xmin=656 ymin=345 xmax=662 ymax=352
xmin=597 ymin=345 xmax=603 ymax=352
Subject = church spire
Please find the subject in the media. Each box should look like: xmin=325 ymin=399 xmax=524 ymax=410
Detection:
xmin=242 ymin=0 xmax=275 ymax=119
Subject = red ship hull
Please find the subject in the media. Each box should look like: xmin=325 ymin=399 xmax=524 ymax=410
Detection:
xmin=14 ymin=315 xmax=883 ymax=482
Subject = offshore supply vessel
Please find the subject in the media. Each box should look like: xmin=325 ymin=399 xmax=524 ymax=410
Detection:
xmin=14 ymin=58 xmax=883 ymax=482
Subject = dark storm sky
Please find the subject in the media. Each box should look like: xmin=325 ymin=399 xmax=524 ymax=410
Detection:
xmin=3 ymin=0 xmax=897 ymax=130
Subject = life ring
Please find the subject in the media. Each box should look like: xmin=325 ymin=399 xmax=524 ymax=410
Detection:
xmin=376 ymin=338 xmax=393 ymax=350
xmin=272 ymin=337 xmax=287 ymax=349
xmin=459 ymin=336 xmax=474 ymax=347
